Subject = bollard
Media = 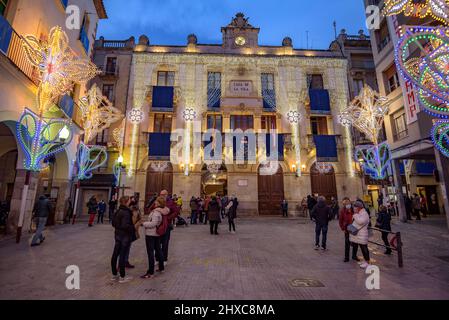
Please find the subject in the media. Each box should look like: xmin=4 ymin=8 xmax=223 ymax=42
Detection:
xmin=396 ymin=232 xmax=403 ymax=268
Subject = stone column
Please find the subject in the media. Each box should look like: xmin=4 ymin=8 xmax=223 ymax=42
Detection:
xmin=434 ymin=150 xmax=449 ymax=230
xmin=391 ymin=159 xmax=407 ymax=223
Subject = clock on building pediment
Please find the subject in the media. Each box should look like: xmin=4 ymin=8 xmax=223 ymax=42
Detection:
xmin=222 ymin=13 xmax=260 ymax=50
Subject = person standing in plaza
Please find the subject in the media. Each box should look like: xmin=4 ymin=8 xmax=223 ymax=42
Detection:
xmin=405 ymin=195 xmax=413 ymax=221
xmin=30 ymin=195 xmax=52 ymax=247
xmin=232 ymin=196 xmax=239 ymax=218
xmin=189 ymin=196 xmax=198 ymax=225
xmin=281 ymin=199 xmax=288 ymax=217
xmin=307 ymin=195 xmax=317 ymax=220
xmin=87 ymin=196 xmax=98 ymax=227
xmin=349 ymin=201 xmax=371 ymax=269
xmin=412 ymin=193 xmax=422 ymax=220
xmin=339 ymin=197 xmax=357 ymax=262
xmin=111 ymin=196 xmax=134 ymax=283
xmin=203 ymin=195 xmax=211 ymax=225
xmin=208 ymin=196 xmax=221 ymax=235
xmin=330 ymin=197 xmax=339 ymax=220
xmin=311 ymin=196 xmax=332 ymax=250
xmin=301 ymin=197 xmax=308 ymax=217
xmin=376 ymin=205 xmax=392 ymax=255
xmin=221 ymin=195 xmax=229 ymax=219
xmin=141 ymin=196 xmax=167 ymax=279
xmin=420 ymin=193 xmax=428 ymax=218
xmin=97 ymin=200 xmax=106 ymax=224
xmin=108 ymin=198 xmax=117 ymax=223
xmin=124 ymin=202 xmax=143 ymax=269
xmin=158 ymin=190 xmax=180 ymax=264
xmin=226 ymin=197 xmax=236 ymax=233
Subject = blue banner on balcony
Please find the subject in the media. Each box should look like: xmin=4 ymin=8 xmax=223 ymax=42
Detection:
xmin=265 ymin=134 xmax=284 ymax=160
xmin=416 ymin=162 xmax=436 ymax=175
xmin=59 ymin=94 xmax=74 ymax=118
xmin=0 ymin=14 xmax=13 ymax=55
xmin=309 ymin=89 xmax=331 ymax=114
xmin=313 ymin=135 xmax=337 ymax=162
xmin=152 ymin=86 xmax=174 ymax=110
xmin=149 ymin=133 xmax=171 ymax=159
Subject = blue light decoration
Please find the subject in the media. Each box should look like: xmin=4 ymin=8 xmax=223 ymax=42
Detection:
xmin=431 ymin=120 xmax=449 ymax=157
xmin=17 ymin=108 xmax=73 ymax=171
xmin=113 ymin=160 xmax=121 ymax=185
xmin=77 ymin=142 xmax=108 ymax=180
xmin=355 ymin=142 xmax=392 ymax=180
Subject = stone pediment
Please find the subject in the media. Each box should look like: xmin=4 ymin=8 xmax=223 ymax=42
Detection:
xmin=226 ymin=12 xmax=255 ymax=29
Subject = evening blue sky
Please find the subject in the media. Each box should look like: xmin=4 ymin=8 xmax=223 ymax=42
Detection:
xmin=97 ymin=0 xmax=368 ymax=49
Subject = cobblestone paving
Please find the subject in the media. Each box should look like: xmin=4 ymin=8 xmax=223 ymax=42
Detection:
xmin=1 ymin=216 xmax=449 ymax=300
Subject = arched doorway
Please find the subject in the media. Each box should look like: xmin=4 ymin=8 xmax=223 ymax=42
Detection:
xmin=258 ymin=163 xmax=284 ymax=215
xmin=201 ymin=163 xmax=227 ymax=197
xmin=145 ymin=162 xmax=173 ymax=204
xmin=310 ymin=162 xmax=337 ymax=202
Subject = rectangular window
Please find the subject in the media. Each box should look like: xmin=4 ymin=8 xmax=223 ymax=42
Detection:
xmin=105 ymin=57 xmax=117 ymax=75
xmin=353 ymin=79 xmax=364 ymax=96
xmin=376 ymin=21 xmax=390 ymax=53
xmin=261 ymin=73 xmax=275 ymax=91
xmin=102 ymin=84 xmax=114 ymax=102
xmin=230 ymin=115 xmax=254 ymax=131
xmin=0 ymin=0 xmax=8 ymax=16
xmin=384 ymin=64 xmax=400 ymax=93
xmin=153 ymin=114 xmax=172 ymax=133
xmin=157 ymin=71 xmax=175 ymax=86
xmin=310 ymin=116 xmax=328 ymax=135
xmin=392 ymin=111 xmax=408 ymax=141
xmin=207 ymin=115 xmax=222 ymax=132
xmin=307 ymin=74 xmax=324 ymax=90
xmin=261 ymin=115 xmax=277 ymax=131
xmin=207 ymin=72 xmax=221 ymax=109
xmin=261 ymin=73 xmax=276 ymax=110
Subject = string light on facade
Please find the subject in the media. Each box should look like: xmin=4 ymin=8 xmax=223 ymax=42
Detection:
xmin=383 ymin=0 xmax=449 ymax=25
xmin=113 ymin=119 xmax=125 ymax=151
xmin=127 ymin=108 xmax=144 ymax=124
xmin=315 ymin=162 xmax=333 ymax=175
xmin=431 ymin=120 xmax=449 ymax=157
xmin=22 ymin=26 xmax=99 ymax=114
xmin=182 ymin=108 xmax=197 ymax=122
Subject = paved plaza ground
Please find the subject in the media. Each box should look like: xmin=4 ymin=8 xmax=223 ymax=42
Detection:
xmin=1 ymin=215 xmax=449 ymax=300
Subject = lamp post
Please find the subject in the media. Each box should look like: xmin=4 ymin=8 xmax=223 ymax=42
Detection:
xmin=114 ymin=155 xmax=125 ymax=199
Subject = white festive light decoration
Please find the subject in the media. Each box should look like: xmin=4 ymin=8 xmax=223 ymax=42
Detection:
xmin=339 ymin=85 xmax=390 ymax=146
xmin=315 ymin=162 xmax=333 ymax=175
xmin=79 ymin=84 xmax=123 ymax=144
xmin=287 ymin=110 xmax=302 ymax=124
xmin=113 ymin=119 xmax=125 ymax=151
xmin=150 ymin=161 xmax=170 ymax=172
xmin=182 ymin=108 xmax=197 ymax=122
xmin=383 ymin=0 xmax=449 ymax=25
xmin=127 ymin=108 xmax=145 ymax=124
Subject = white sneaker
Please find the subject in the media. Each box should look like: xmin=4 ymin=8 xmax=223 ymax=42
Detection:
xmin=359 ymin=262 xmax=370 ymax=269
xmin=314 ymin=245 xmax=320 ymax=250
xmin=119 ymin=276 xmax=133 ymax=283
xmin=111 ymin=275 xmax=120 ymax=281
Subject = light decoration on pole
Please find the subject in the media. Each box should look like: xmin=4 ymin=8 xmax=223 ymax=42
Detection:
xmin=339 ymin=85 xmax=391 ymax=180
xmin=383 ymin=0 xmax=449 ymax=25
xmin=286 ymin=109 xmax=302 ymax=176
xmin=431 ymin=120 xmax=449 ymax=157
xmin=287 ymin=110 xmax=301 ymax=124
xmin=113 ymin=119 xmax=125 ymax=151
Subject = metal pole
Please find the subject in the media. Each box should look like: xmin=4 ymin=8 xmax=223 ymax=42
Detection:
xmin=72 ymin=181 xmax=80 ymax=225
xmin=396 ymin=232 xmax=403 ymax=268
xmin=16 ymin=171 xmax=31 ymax=243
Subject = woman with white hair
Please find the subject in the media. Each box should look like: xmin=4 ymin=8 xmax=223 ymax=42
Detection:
xmin=349 ymin=201 xmax=371 ymax=268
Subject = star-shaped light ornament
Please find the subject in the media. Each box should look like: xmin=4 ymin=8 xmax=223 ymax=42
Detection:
xmin=22 ymin=26 xmax=99 ymax=114
xmin=128 ymin=108 xmax=145 ymax=124
xmin=79 ymin=84 xmax=123 ymax=144
xmin=183 ymin=108 xmax=197 ymax=122
xmin=339 ymin=85 xmax=390 ymax=145
xmin=287 ymin=110 xmax=302 ymax=124
xmin=383 ymin=0 xmax=449 ymax=25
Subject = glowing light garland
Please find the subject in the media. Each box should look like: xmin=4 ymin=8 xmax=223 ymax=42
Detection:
xmin=340 ymin=86 xmax=392 ymax=180
xmin=77 ymin=143 xmax=108 ymax=180
xmin=315 ymin=162 xmax=333 ymax=175
xmin=383 ymin=0 xmax=449 ymax=25
xmin=182 ymin=108 xmax=197 ymax=122
xmin=431 ymin=120 xmax=449 ymax=157
xmin=113 ymin=119 xmax=125 ymax=151
xmin=127 ymin=108 xmax=144 ymax=124
xmin=287 ymin=110 xmax=301 ymax=124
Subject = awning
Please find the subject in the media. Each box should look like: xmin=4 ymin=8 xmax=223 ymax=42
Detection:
xmin=152 ymin=86 xmax=174 ymax=110
xmin=149 ymin=133 xmax=171 ymax=159
xmin=313 ymin=135 xmax=338 ymax=162
xmin=309 ymin=89 xmax=331 ymax=114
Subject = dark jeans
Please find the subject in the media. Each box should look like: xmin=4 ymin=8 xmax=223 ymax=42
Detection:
xmin=228 ymin=218 xmax=235 ymax=232
xmin=352 ymin=243 xmax=370 ymax=262
xmin=344 ymin=232 xmax=358 ymax=260
xmin=111 ymin=235 xmax=131 ymax=278
xmin=414 ymin=208 xmax=422 ymax=220
xmin=381 ymin=231 xmax=392 ymax=253
xmin=221 ymin=208 xmax=226 ymax=219
xmin=124 ymin=242 xmax=132 ymax=263
xmin=109 ymin=209 xmax=115 ymax=223
xmin=159 ymin=227 xmax=171 ymax=262
xmin=210 ymin=221 xmax=219 ymax=234
xmin=97 ymin=212 xmax=104 ymax=223
xmin=199 ymin=211 xmax=204 ymax=223
xmin=145 ymin=235 xmax=164 ymax=275
xmin=282 ymin=209 xmax=288 ymax=217
xmin=406 ymin=208 xmax=412 ymax=220
xmin=315 ymin=223 xmax=328 ymax=248
xmin=191 ymin=210 xmax=197 ymax=224
xmin=203 ymin=211 xmax=208 ymax=224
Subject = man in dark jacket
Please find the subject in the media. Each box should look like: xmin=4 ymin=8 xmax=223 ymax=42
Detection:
xmin=281 ymin=199 xmax=288 ymax=217
xmin=31 ymin=195 xmax=52 ymax=247
xmin=307 ymin=195 xmax=317 ymax=219
xmin=111 ymin=196 xmax=134 ymax=283
xmin=97 ymin=200 xmax=106 ymax=224
xmin=108 ymin=198 xmax=117 ymax=223
xmin=311 ymin=196 xmax=333 ymax=250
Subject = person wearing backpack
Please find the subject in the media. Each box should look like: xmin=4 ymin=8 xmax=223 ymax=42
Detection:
xmin=141 ymin=196 xmax=168 ymax=279
xmin=111 ymin=196 xmax=135 ymax=283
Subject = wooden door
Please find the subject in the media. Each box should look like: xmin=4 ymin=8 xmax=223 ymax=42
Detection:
xmin=145 ymin=163 xmax=173 ymax=204
xmin=310 ymin=163 xmax=337 ymax=202
xmin=258 ymin=165 xmax=284 ymax=215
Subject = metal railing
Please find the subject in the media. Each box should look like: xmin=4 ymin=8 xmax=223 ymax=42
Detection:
xmin=368 ymin=227 xmax=403 ymax=268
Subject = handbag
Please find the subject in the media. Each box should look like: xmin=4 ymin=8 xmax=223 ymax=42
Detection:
xmin=347 ymin=222 xmax=368 ymax=236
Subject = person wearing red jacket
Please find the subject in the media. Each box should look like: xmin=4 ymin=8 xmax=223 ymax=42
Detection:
xmin=339 ymin=197 xmax=358 ymax=262
xmin=156 ymin=190 xmax=180 ymax=265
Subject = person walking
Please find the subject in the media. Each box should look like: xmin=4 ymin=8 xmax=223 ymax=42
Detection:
xmin=339 ymin=197 xmax=358 ymax=262
xmin=420 ymin=193 xmax=428 ymax=218
xmin=311 ymin=196 xmax=333 ymax=250
xmin=404 ymin=195 xmax=413 ymax=221
xmin=412 ymin=193 xmax=422 ymax=220
xmin=226 ymin=197 xmax=236 ymax=233
xmin=108 ymin=198 xmax=117 ymax=223
xmin=376 ymin=205 xmax=392 ymax=255
xmin=208 ymin=196 xmax=221 ymax=235
xmin=87 ymin=196 xmax=98 ymax=227
xmin=189 ymin=196 xmax=198 ymax=225
xmin=349 ymin=201 xmax=371 ymax=269
xmin=30 ymin=195 xmax=52 ymax=247
xmin=232 ymin=196 xmax=239 ymax=218
xmin=97 ymin=200 xmax=106 ymax=224
xmin=203 ymin=195 xmax=211 ymax=225
xmin=64 ymin=198 xmax=73 ymax=224
xmin=111 ymin=196 xmax=134 ymax=283
xmin=330 ymin=197 xmax=339 ymax=220
xmin=158 ymin=190 xmax=180 ymax=264
xmin=281 ymin=199 xmax=288 ymax=217
xmin=141 ymin=196 xmax=167 ymax=279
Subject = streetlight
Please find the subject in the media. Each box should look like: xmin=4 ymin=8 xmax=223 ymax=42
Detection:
xmin=59 ymin=126 xmax=70 ymax=142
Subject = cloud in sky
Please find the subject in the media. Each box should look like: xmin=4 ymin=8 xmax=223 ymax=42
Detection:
xmin=98 ymin=0 xmax=368 ymax=49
